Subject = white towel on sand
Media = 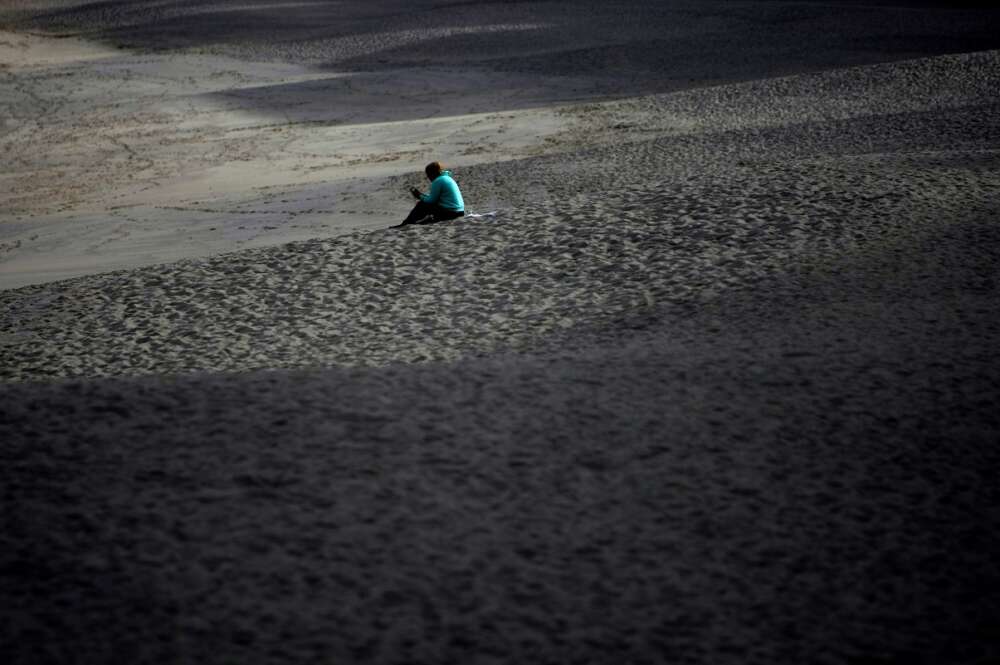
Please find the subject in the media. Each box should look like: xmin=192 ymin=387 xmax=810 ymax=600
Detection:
xmin=464 ymin=211 xmax=498 ymax=220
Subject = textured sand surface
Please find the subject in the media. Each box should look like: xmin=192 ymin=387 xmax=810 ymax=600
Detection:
xmin=3 ymin=3 xmax=1000 ymax=665
xmin=3 ymin=50 xmax=999 ymax=381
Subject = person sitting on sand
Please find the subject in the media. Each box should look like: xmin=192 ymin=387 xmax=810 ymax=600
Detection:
xmin=399 ymin=161 xmax=465 ymax=226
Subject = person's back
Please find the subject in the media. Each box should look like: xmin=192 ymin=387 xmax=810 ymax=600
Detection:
xmin=422 ymin=170 xmax=464 ymax=213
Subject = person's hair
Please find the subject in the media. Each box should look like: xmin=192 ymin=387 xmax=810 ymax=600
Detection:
xmin=425 ymin=161 xmax=443 ymax=179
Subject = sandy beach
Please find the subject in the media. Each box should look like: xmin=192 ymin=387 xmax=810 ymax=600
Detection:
xmin=2 ymin=2 xmax=1000 ymax=664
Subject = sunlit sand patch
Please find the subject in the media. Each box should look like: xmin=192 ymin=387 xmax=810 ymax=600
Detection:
xmin=0 ymin=29 xmax=117 ymax=67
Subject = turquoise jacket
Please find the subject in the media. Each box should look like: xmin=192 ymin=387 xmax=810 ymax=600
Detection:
xmin=420 ymin=171 xmax=464 ymax=212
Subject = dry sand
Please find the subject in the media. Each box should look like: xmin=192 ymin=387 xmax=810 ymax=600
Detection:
xmin=2 ymin=2 xmax=1000 ymax=664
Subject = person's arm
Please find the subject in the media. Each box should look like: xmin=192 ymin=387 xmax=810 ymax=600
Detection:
xmin=420 ymin=178 xmax=443 ymax=204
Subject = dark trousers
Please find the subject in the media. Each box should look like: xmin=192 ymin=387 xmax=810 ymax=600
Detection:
xmin=400 ymin=201 xmax=464 ymax=226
